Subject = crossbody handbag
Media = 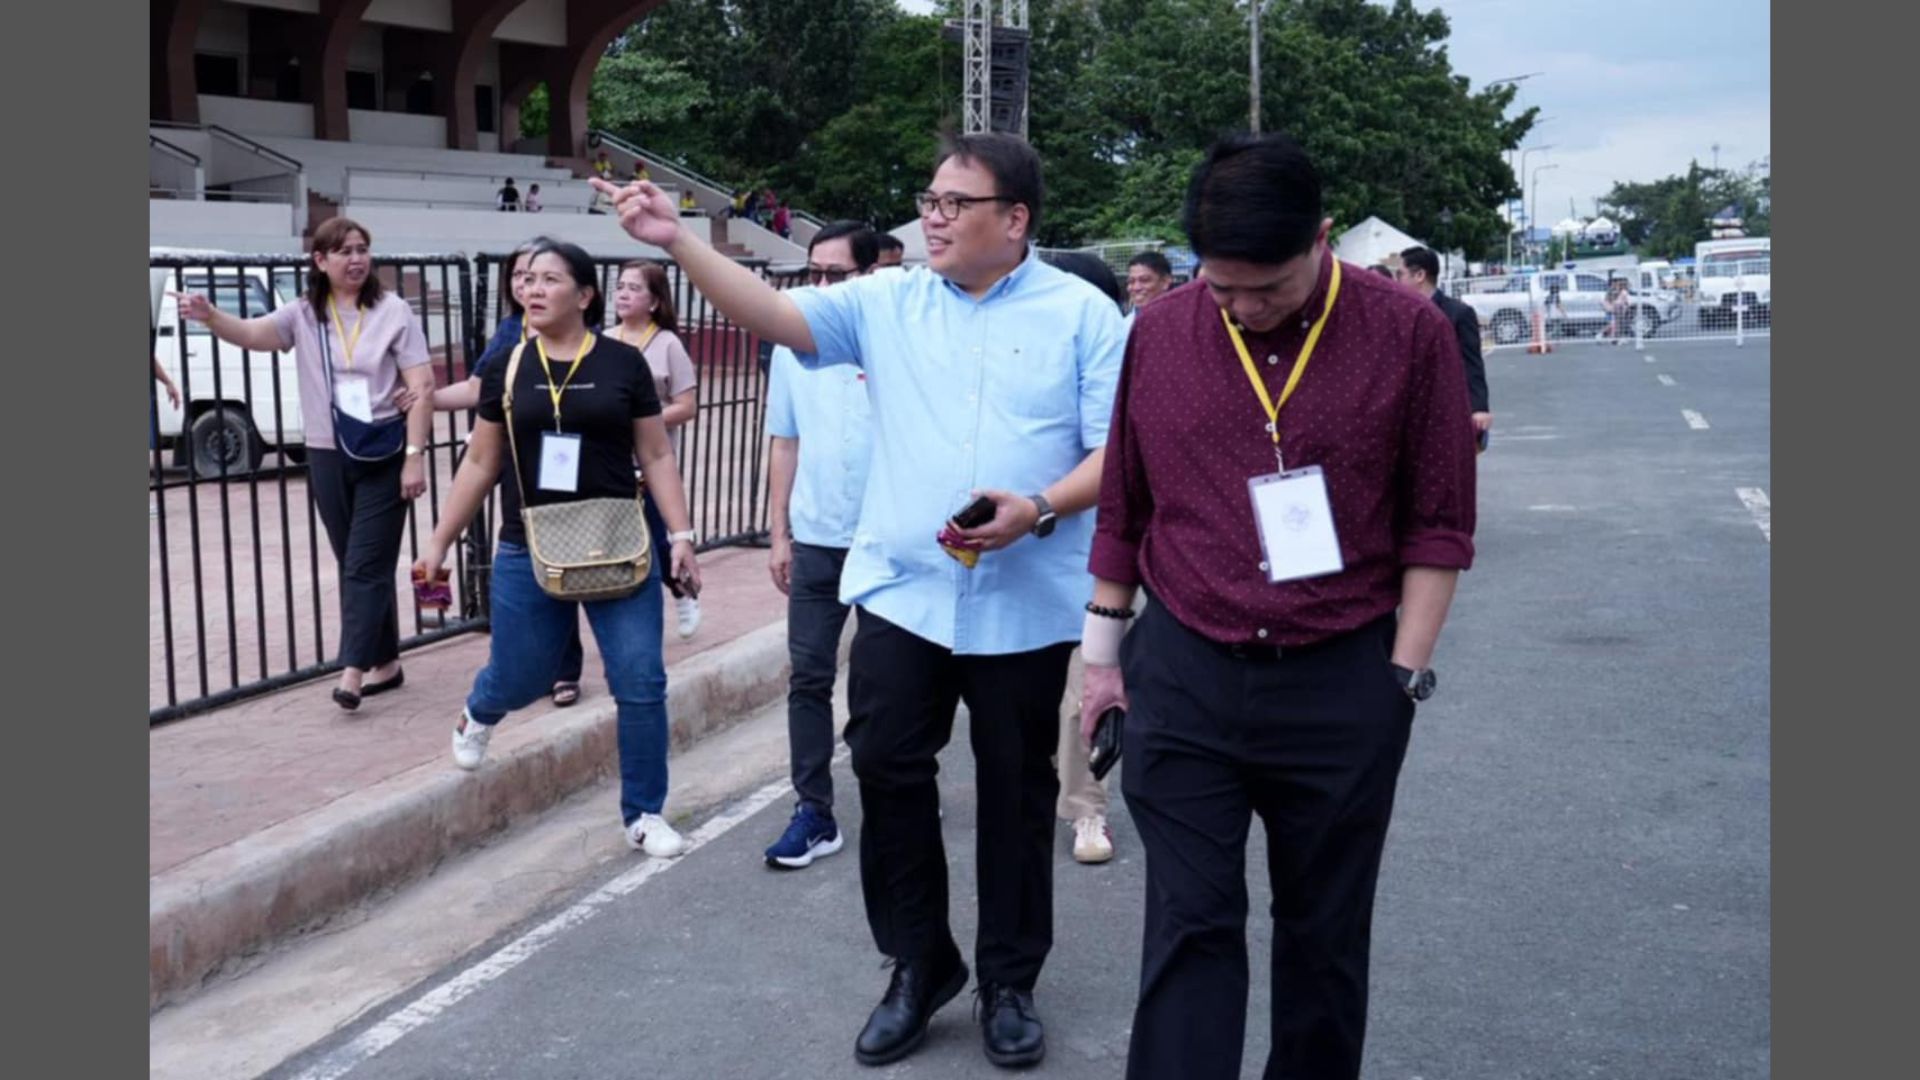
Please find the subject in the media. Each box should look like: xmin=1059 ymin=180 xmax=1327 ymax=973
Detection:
xmin=319 ymin=300 xmax=407 ymax=462
xmin=502 ymin=339 xmax=653 ymax=601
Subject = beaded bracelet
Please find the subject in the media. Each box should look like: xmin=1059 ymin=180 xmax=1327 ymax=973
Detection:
xmin=1085 ymin=602 xmax=1136 ymax=620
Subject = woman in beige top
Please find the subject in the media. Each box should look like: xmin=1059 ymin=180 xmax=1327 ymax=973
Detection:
xmin=171 ymin=218 xmax=437 ymax=710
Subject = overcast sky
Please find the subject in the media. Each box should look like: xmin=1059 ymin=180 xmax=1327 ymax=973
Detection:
xmin=895 ymin=0 xmax=1770 ymax=227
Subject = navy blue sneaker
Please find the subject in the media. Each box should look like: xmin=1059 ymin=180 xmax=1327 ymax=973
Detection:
xmin=765 ymin=803 xmax=844 ymax=869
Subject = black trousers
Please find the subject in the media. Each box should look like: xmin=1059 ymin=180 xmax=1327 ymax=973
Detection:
xmin=306 ymin=448 xmax=407 ymax=672
xmin=845 ymin=609 xmax=1075 ymax=989
xmin=787 ymin=542 xmax=852 ymax=813
xmin=1121 ymin=599 xmax=1416 ymax=1080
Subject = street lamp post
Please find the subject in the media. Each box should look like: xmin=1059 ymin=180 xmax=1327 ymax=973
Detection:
xmin=1516 ymin=145 xmax=1554 ymax=269
xmin=1530 ymin=163 xmax=1560 ymax=267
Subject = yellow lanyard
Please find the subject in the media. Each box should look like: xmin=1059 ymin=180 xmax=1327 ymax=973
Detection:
xmin=536 ymin=332 xmax=595 ymax=430
xmin=613 ymin=322 xmax=660 ymax=352
xmin=1218 ymin=258 xmax=1342 ymax=472
xmin=328 ymin=297 xmax=366 ymax=370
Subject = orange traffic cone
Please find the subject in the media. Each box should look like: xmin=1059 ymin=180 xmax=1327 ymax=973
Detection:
xmin=1526 ymin=307 xmax=1554 ymax=354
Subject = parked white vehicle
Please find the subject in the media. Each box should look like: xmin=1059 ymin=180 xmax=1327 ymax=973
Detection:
xmin=1694 ymin=237 xmax=1771 ymax=327
xmin=150 ymin=263 xmax=306 ymax=475
xmin=1459 ymin=266 xmax=1681 ymax=344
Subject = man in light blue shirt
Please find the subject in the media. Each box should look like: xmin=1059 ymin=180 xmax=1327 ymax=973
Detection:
xmin=762 ymin=222 xmax=880 ymax=871
xmin=596 ymin=133 xmax=1127 ymax=1070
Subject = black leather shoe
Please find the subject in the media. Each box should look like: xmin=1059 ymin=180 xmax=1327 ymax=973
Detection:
xmin=854 ymin=950 xmax=969 ymax=1067
xmin=977 ymin=982 xmax=1045 ymax=1068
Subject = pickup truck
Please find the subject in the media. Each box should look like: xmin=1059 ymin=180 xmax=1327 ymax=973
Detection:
xmin=1457 ymin=270 xmax=1680 ymax=345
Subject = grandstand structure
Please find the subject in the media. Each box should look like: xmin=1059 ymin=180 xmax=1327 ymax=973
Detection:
xmin=149 ymin=0 xmax=808 ymax=261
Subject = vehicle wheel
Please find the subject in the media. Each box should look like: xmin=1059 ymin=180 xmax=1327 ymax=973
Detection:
xmin=1633 ymin=305 xmax=1661 ymax=337
xmin=1491 ymin=311 xmax=1527 ymax=346
xmin=188 ymin=407 xmax=263 ymax=477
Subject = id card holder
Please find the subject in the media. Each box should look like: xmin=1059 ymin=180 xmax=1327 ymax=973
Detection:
xmin=539 ymin=431 xmax=583 ymax=492
xmin=335 ymin=376 xmax=373 ymax=422
xmin=1248 ymin=466 xmax=1344 ymax=584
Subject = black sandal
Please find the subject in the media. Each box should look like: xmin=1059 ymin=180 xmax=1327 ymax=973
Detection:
xmin=332 ymin=687 xmax=361 ymax=711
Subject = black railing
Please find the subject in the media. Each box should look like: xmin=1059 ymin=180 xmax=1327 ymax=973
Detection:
xmin=150 ymin=250 xmax=795 ymax=725
xmin=149 ymin=252 xmax=487 ymax=725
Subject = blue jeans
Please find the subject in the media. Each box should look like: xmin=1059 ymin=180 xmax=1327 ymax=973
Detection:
xmin=467 ymin=542 xmax=669 ymax=824
xmin=555 ymin=491 xmax=671 ymax=683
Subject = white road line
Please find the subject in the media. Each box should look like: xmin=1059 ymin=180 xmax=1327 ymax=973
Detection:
xmin=1644 ymin=353 xmax=1657 ymax=363
xmin=1656 ymin=374 xmax=1677 ymax=387
xmin=289 ymin=753 xmax=847 ymax=1080
xmin=1682 ymin=409 xmax=1710 ymax=430
xmin=1736 ymin=487 xmax=1771 ymax=541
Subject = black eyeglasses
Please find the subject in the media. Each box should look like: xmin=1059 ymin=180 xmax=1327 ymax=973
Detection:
xmin=914 ymin=191 xmax=1017 ymax=221
xmin=807 ymin=265 xmax=855 ymax=285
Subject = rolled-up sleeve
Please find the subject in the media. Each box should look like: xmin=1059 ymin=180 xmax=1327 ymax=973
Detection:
xmin=1088 ymin=333 xmax=1150 ymax=585
xmin=1396 ymin=307 xmax=1477 ymax=569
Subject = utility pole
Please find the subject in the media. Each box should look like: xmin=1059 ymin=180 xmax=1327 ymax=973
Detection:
xmin=1249 ymin=1 xmax=1263 ymax=132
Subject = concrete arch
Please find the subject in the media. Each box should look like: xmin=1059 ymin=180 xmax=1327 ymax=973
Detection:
xmin=545 ymin=0 xmax=671 ymax=160
xmin=444 ymin=0 xmax=536 ymax=151
xmin=151 ymin=0 xmax=215 ymax=124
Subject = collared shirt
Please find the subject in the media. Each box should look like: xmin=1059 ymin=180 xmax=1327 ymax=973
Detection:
xmin=787 ymin=250 xmax=1128 ymax=655
xmin=1090 ymin=250 xmax=1476 ymax=647
xmin=268 ymin=294 xmax=431 ymax=451
xmin=765 ymin=344 xmax=873 ymax=548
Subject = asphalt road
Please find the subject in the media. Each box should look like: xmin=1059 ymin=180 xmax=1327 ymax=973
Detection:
xmin=272 ymin=338 xmax=1771 ymax=1080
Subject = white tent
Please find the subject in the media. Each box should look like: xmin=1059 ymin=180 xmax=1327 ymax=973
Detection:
xmin=1582 ymin=216 xmax=1620 ymax=243
xmin=888 ymin=220 xmax=930 ymax=266
xmin=1332 ymin=216 xmax=1424 ymax=268
xmin=1553 ymin=217 xmax=1585 ymax=237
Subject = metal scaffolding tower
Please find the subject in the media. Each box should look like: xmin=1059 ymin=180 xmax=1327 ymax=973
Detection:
xmin=949 ymin=0 xmax=1030 ymax=137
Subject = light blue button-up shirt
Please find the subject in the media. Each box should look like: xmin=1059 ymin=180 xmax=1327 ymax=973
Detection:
xmin=786 ymin=250 xmax=1128 ymax=655
xmin=765 ymin=344 xmax=873 ymax=549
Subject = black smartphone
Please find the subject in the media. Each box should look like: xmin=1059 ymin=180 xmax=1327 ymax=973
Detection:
xmin=1088 ymin=706 xmax=1125 ymax=781
xmin=1476 ymin=428 xmax=1491 ymax=453
xmin=950 ymin=494 xmax=997 ymax=530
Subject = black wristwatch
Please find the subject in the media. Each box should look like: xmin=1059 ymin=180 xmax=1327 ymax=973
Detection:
xmin=1391 ymin=663 xmax=1437 ymax=702
xmin=1029 ymin=494 xmax=1058 ymax=538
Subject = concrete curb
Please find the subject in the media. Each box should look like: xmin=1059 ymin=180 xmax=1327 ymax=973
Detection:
xmin=150 ymin=618 xmax=800 ymax=1012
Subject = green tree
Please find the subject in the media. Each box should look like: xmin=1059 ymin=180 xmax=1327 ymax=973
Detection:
xmin=1603 ymin=159 xmax=1771 ymax=259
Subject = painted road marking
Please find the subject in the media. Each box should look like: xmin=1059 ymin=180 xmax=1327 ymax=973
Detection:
xmin=1657 ymin=374 xmax=1677 ymax=387
xmin=290 ymin=750 xmax=852 ymax=1080
xmin=1682 ymin=409 xmax=1710 ymax=430
xmin=1736 ymin=488 xmax=1771 ymax=541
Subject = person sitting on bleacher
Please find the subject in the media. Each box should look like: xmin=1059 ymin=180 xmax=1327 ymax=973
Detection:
xmin=497 ymin=178 xmax=521 ymax=212
xmin=594 ymin=149 xmax=614 ymax=180
xmin=525 ymin=183 xmax=543 ymax=214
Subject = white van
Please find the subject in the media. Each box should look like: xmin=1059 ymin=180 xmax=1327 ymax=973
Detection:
xmin=150 ymin=261 xmax=306 ymax=475
xmin=1694 ymin=237 xmax=1771 ymax=328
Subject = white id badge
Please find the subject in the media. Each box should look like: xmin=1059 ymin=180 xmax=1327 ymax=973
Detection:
xmin=1248 ymin=466 xmax=1345 ymax=583
xmin=539 ymin=432 xmax=583 ymax=493
xmin=335 ymin=377 xmax=373 ymax=422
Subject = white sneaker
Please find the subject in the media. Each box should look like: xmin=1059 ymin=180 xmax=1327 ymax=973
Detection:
xmin=625 ymin=812 xmax=688 ymax=857
xmin=450 ymin=709 xmax=494 ymax=771
xmin=1072 ymin=815 xmax=1114 ymax=864
xmin=674 ymin=595 xmax=702 ymax=640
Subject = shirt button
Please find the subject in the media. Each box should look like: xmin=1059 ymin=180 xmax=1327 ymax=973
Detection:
xmin=1256 ymin=628 xmax=1270 ymax=639
xmin=1266 ymin=354 xmax=1280 ymax=366
xmin=1258 ymin=561 xmax=1269 ymax=572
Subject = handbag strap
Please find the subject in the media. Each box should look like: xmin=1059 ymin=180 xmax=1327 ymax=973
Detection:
xmin=502 ymin=338 xmax=533 ymax=509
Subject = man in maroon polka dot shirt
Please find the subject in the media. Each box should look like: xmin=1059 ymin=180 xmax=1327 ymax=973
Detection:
xmin=1077 ymin=133 xmax=1477 ymax=1080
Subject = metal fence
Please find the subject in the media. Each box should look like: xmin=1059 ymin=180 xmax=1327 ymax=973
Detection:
xmin=149 ymin=250 xmax=795 ymax=725
xmin=1447 ymin=262 xmax=1771 ymax=352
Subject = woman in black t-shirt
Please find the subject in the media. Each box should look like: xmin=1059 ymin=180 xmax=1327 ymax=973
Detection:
xmin=415 ymin=240 xmax=703 ymax=858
